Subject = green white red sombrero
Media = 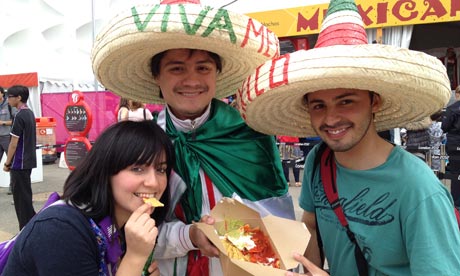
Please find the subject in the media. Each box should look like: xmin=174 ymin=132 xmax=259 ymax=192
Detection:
xmin=91 ymin=0 xmax=280 ymax=103
xmin=238 ymin=0 xmax=451 ymax=137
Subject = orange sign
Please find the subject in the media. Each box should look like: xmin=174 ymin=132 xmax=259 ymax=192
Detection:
xmin=246 ymin=0 xmax=460 ymax=37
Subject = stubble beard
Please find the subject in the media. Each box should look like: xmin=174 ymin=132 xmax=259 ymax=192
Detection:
xmin=317 ymin=116 xmax=373 ymax=153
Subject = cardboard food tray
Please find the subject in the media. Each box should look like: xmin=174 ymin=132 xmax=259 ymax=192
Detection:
xmin=195 ymin=197 xmax=309 ymax=276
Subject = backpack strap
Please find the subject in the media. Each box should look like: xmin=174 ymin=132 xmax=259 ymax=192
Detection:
xmin=320 ymin=147 xmax=348 ymax=226
xmin=143 ymin=108 xmax=146 ymax=120
xmin=319 ymin=146 xmax=369 ymax=276
xmin=455 ymin=208 xmax=460 ymax=230
xmin=8 ymin=104 xmax=13 ymax=120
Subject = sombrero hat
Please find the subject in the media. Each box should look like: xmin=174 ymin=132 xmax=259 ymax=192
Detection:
xmin=237 ymin=0 xmax=451 ymax=137
xmin=91 ymin=0 xmax=280 ymax=103
xmin=403 ymin=116 xmax=432 ymax=131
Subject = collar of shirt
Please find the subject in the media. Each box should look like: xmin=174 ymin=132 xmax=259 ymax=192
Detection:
xmin=166 ymin=103 xmax=211 ymax=133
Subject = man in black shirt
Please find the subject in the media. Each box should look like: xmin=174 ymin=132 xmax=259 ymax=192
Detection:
xmin=3 ymin=85 xmax=37 ymax=229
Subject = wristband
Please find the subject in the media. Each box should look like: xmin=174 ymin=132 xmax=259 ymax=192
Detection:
xmin=4 ymin=163 xmax=11 ymax=168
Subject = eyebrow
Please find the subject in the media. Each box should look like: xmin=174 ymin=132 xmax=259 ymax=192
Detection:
xmin=308 ymin=91 xmax=358 ymax=104
xmin=163 ymin=59 xmax=215 ymax=67
xmin=153 ymin=160 xmax=168 ymax=166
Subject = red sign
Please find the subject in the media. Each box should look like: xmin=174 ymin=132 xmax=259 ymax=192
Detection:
xmin=64 ymin=91 xmax=93 ymax=137
xmin=63 ymin=90 xmax=93 ymax=170
xmin=64 ymin=136 xmax=92 ymax=170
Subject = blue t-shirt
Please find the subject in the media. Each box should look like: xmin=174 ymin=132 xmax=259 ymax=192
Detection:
xmin=300 ymin=145 xmax=460 ymax=276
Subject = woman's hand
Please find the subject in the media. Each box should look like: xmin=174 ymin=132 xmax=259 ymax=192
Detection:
xmin=286 ymin=253 xmax=329 ymax=276
xmin=125 ymin=203 xmax=157 ymax=257
xmin=118 ymin=203 xmax=158 ymax=275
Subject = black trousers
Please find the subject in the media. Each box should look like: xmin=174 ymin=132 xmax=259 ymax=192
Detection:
xmin=11 ymin=169 xmax=36 ymax=230
xmin=282 ymin=160 xmax=300 ymax=182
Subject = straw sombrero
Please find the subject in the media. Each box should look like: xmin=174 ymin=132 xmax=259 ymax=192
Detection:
xmin=237 ymin=0 xmax=451 ymax=137
xmin=402 ymin=117 xmax=433 ymax=131
xmin=91 ymin=0 xmax=280 ymax=103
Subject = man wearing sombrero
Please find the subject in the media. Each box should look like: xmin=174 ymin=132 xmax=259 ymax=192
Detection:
xmin=91 ymin=0 xmax=295 ymax=275
xmin=239 ymin=0 xmax=460 ymax=275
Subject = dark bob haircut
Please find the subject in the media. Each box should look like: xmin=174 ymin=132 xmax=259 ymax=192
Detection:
xmin=62 ymin=120 xmax=175 ymax=225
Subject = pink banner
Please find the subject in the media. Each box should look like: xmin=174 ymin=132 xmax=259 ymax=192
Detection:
xmin=41 ymin=91 xmax=164 ymax=149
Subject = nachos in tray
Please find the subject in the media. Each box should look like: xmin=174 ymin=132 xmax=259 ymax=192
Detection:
xmin=194 ymin=197 xmax=309 ymax=275
xmin=217 ymin=219 xmax=280 ymax=268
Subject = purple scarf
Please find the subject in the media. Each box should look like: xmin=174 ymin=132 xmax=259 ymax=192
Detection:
xmin=90 ymin=217 xmax=123 ymax=275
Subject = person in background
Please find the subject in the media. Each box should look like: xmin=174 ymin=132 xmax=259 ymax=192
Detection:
xmin=442 ymin=85 xmax=460 ymax=171
xmin=298 ymin=136 xmax=321 ymax=160
xmin=0 ymin=86 xmax=15 ymax=195
xmin=128 ymin=100 xmax=153 ymax=122
xmin=428 ymin=110 xmax=444 ymax=172
xmin=442 ymin=85 xmax=460 ymax=207
xmin=237 ymin=0 xmax=460 ymax=275
xmin=90 ymin=1 xmax=294 ymax=275
xmin=278 ymin=135 xmax=302 ymax=187
xmin=440 ymin=47 xmax=458 ymax=90
xmin=403 ymin=117 xmax=431 ymax=148
xmin=3 ymin=121 xmax=175 ymax=275
xmin=117 ymin=97 xmax=130 ymax=122
xmin=3 ymin=85 xmax=37 ymax=230
xmin=400 ymin=117 xmax=432 ymax=162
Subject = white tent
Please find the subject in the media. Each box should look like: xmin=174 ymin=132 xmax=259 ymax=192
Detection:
xmin=0 ymin=0 xmax=325 ymax=92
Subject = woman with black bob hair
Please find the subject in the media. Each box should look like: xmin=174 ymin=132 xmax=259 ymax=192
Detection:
xmin=3 ymin=121 xmax=175 ymax=276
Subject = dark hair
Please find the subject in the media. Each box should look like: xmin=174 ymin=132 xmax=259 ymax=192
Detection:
xmin=0 ymin=87 xmax=5 ymax=100
xmin=130 ymin=101 xmax=144 ymax=110
xmin=7 ymin=85 xmax=29 ymax=103
xmin=430 ymin=110 xmax=444 ymax=122
xmin=62 ymin=121 xmax=175 ymax=225
xmin=119 ymin=98 xmax=130 ymax=109
xmin=150 ymin=49 xmax=222 ymax=78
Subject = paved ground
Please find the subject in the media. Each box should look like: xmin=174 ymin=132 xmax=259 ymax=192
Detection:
xmin=0 ymin=162 xmax=70 ymax=241
xmin=0 ymin=163 xmax=305 ymax=242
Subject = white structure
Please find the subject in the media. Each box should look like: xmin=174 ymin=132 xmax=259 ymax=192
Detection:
xmin=0 ymin=0 xmax=324 ymax=92
xmin=0 ymin=151 xmax=43 ymax=186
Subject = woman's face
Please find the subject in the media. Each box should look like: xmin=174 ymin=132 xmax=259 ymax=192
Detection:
xmin=111 ymin=153 xmax=168 ymax=227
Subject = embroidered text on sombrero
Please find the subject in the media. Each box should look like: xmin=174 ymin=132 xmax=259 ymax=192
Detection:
xmin=131 ymin=4 xmax=279 ymax=57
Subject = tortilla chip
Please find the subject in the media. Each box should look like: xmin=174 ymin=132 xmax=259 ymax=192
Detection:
xmin=143 ymin=197 xmax=164 ymax=207
xmin=222 ymin=238 xmax=250 ymax=261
